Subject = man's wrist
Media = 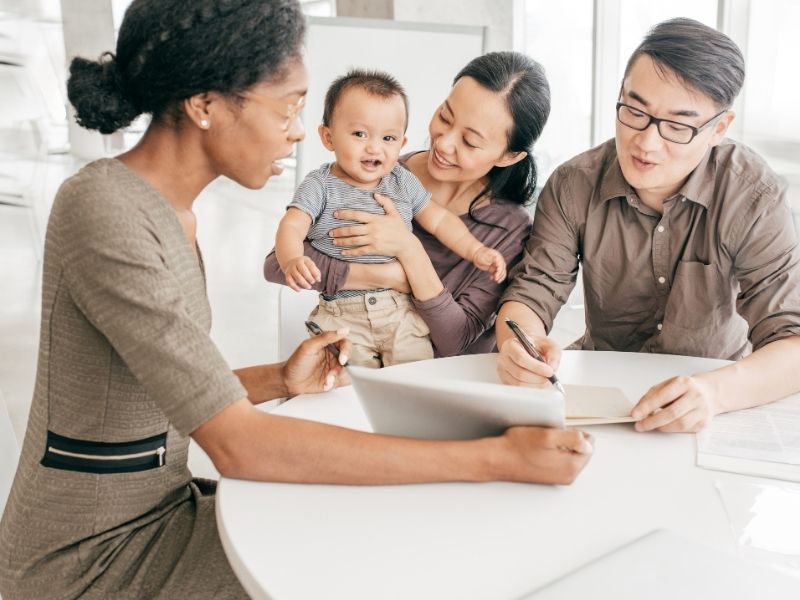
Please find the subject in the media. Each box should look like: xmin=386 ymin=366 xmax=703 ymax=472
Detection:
xmin=695 ymin=368 xmax=728 ymax=416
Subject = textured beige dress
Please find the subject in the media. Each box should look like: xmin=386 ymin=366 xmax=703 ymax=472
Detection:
xmin=0 ymin=159 xmax=250 ymax=599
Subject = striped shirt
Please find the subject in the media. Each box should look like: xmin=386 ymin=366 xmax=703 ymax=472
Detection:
xmin=289 ymin=162 xmax=431 ymax=264
xmin=290 ymin=162 xmax=432 ymax=299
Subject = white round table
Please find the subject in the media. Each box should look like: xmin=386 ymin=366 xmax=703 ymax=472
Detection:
xmin=216 ymin=351 xmax=765 ymax=599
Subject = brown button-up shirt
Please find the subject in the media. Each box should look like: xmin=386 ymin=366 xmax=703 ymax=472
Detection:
xmin=501 ymin=138 xmax=800 ymax=360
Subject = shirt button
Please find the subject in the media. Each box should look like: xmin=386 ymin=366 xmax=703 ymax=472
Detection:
xmin=368 ymin=296 xmax=377 ymax=305
xmin=658 ymin=276 xmax=666 ymax=284
xmin=657 ymin=225 xmax=665 ymax=233
xmin=657 ymin=323 xmax=663 ymax=331
xmin=681 ymin=198 xmax=686 ymax=202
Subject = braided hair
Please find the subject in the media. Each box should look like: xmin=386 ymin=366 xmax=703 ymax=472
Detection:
xmin=67 ymin=0 xmax=306 ymax=134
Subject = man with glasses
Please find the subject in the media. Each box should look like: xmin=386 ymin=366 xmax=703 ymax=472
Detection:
xmin=496 ymin=18 xmax=800 ymax=433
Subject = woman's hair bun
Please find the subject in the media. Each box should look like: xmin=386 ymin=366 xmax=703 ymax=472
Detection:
xmin=67 ymin=53 xmax=141 ymax=134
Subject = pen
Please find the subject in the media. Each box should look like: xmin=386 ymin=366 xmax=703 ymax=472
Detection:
xmin=504 ymin=318 xmax=566 ymax=396
xmin=305 ymin=320 xmax=348 ymax=366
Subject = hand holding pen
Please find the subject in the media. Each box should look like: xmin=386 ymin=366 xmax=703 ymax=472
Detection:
xmin=279 ymin=321 xmax=350 ymax=395
xmin=305 ymin=321 xmax=350 ymax=367
xmin=504 ymin=318 xmax=566 ymax=396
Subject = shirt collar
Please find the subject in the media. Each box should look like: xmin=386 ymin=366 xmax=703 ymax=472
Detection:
xmin=601 ymin=145 xmax=716 ymax=209
xmin=675 ymin=148 xmax=714 ymax=208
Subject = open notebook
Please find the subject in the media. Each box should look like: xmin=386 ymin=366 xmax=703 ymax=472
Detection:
xmin=348 ymin=365 xmax=634 ymax=440
xmin=563 ymin=385 xmax=635 ymax=426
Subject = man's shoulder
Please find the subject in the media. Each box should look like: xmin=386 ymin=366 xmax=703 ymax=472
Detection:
xmin=545 ymin=139 xmax=620 ymax=201
xmin=550 ymin=139 xmax=618 ymax=183
xmin=710 ymin=139 xmax=783 ymax=193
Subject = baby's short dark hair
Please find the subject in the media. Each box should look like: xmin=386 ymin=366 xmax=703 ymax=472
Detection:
xmin=322 ymin=68 xmax=409 ymax=131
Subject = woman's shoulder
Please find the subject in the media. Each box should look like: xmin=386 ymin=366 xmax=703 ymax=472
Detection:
xmin=57 ymin=159 xmax=141 ymax=210
xmin=479 ymin=197 xmax=533 ymax=230
xmin=51 ymin=159 xmax=161 ymax=236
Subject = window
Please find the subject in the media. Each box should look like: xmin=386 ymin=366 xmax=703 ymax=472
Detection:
xmin=519 ymin=1 xmax=594 ymax=184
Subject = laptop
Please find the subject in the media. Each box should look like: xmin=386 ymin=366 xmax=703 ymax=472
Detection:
xmin=348 ymin=364 xmax=564 ymax=440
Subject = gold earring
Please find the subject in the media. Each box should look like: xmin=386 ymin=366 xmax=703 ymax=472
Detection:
xmin=200 ymin=119 xmax=210 ymax=129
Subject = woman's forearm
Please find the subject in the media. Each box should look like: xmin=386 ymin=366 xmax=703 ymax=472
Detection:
xmin=396 ymin=237 xmax=445 ymax=301
xmin=234 ymin=363 xmax=290 ymax=403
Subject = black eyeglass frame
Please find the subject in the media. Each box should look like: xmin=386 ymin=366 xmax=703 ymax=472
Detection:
xmin=615 ymin=102 xmax=727 ymax=144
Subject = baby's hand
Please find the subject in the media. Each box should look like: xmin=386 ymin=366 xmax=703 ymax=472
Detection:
xmin=284 ymin=256 xmax=321 ymax=291
xmin=472 ymin=246 xmax=506 ymax=283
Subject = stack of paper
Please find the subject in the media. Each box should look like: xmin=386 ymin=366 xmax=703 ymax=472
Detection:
xmin=696 ymin=394 xmax=800 ymax=482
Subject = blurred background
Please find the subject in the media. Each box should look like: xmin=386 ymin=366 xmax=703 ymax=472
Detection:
xmin=1 ymin=0 xmax=798 ymax=454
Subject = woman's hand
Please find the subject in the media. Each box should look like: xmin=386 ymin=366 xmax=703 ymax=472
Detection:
xmin=496 ymin=335 xmax=563 ymax=387
xmin=282 ymin=328 xmax=352 ymax=396
xmin=331 ymin=193 xmax=417 ymax=260
xmin=498 ymin=427 xmax=594 ymax=484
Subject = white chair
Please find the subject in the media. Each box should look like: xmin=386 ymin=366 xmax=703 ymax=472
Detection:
xmin=0 ymin=389 xmax=20 ymax=514
xmin=278 ymin=287 xmax=320 ymax=360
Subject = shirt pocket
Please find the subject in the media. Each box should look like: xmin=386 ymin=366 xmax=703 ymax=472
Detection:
xmin=663 ymin=260 xmax=732 ymax=331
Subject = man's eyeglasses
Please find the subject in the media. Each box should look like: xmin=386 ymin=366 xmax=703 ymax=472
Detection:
xmin=616 ymin=102 xmax=726 ymax=144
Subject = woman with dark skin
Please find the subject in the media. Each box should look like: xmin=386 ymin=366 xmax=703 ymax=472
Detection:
xmin=0 ymin=2 xmax=592 ymax=598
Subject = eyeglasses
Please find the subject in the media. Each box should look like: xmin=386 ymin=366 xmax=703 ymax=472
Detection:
xmin=616 ymin=102 xmax=726 ymax=144
xmin=245 ymin=93 xmax=305 ymax=131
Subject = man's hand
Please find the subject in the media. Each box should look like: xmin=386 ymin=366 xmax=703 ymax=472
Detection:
xmin=472 ymin=246 xmax=507 ymax=283
xmin=496 ymin=335 xmax=562 ymax=387
xmin=284 ymin=256 xmax=321 ymax=291
xmin=631 ymin=374 xmax=719 ymax=432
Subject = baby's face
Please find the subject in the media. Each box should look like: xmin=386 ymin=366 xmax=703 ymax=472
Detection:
xmin=319 ymin=87 xmax=407 ymax=188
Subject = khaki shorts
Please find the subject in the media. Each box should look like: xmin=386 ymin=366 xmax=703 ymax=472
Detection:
xmin=309 ymin=290 xmax=433 ymax=368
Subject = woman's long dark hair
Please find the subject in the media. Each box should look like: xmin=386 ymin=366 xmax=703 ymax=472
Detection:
xmin=453 ymin=51 xmax=551 ymax=221
xmin=66 ymin=0 xmax=306 ymax=134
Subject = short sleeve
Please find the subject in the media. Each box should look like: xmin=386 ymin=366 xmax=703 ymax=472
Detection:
xmin=395 ymin=166 xmax=431 ymax=216
xmin=288 ymin=167 xmax=328 ymax=222
xmin=57 ymin=189 xmax=246 ymax=435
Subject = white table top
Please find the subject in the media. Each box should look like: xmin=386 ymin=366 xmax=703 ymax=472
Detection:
xmin=216 ymin=351 xmax=772 ymax=599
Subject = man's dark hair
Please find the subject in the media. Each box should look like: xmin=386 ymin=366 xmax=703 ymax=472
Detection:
xmin=454 ymin=51 xmax=551 ymax=211
xmin=624 ymin=17 xmax=745 ymax=108
xmin=67 ymin=0 xmax=306 ymax=134
xmin=322 ymin=69 xmax=409 ymax=131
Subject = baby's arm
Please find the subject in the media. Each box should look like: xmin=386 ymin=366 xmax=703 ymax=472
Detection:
xmin=414 ymin=202 xmax=507 ymax=282
xmin=275 ymin=208 xmax=321 ymax=291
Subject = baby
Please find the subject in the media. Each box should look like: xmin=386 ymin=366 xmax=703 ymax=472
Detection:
xmin=274 ymin=69 xmax=506 ymax=367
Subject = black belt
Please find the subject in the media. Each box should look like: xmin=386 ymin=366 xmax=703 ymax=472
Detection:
xmin=41 ymin=430 xmax=167 ymax=474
